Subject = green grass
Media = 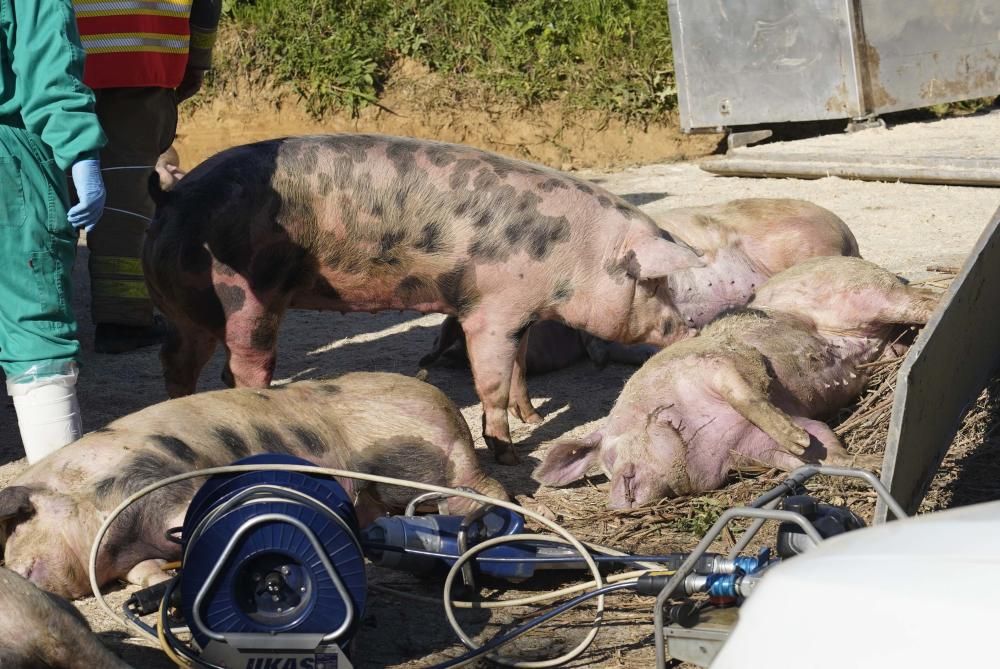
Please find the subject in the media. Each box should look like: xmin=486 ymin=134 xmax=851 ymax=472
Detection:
xmin=929 ymin=96 xmax=998 ymax=118
xmin=215 ymin=0 xmax=678 ymax=121
xmin=670 ymin=497 xmax=725 ymax=536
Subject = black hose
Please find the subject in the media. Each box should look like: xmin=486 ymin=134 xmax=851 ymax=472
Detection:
xmin=159 ymin=578 xmax=227 ymax=669
xmin=363 ymin=541 xmax=691 ymax=568
xmin=425 ymin=581 xmax=637 ymax=669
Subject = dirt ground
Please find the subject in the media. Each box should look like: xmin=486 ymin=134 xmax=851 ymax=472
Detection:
xmin=1 ymin=105 xmax=998 ymax=668
xmin=176 ymin=60 xmax=724 ymax=172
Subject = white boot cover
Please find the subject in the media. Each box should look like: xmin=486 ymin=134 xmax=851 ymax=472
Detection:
xmin=8 ymin=374 xmax=82 ymax=465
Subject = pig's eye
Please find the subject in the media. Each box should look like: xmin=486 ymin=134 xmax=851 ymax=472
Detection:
xmin=653 ymin=412 xmax=685 ymax=436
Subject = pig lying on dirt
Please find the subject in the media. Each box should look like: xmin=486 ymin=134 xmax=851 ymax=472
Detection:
xmin=533 ymin=256 xmax=938 ymax=509
xmin=0 ymin=372 xmax=506 ymax=599
xmin=419 ymin=198 xmax=859 ymax=376
xmin=142 ymin=134 xmax=707 ymax=464
xmin=0 ymin=567 xmax=130 ymax=668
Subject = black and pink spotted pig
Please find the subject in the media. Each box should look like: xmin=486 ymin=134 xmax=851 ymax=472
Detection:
xmin=142 ymin=134 xmax=706 ymax=464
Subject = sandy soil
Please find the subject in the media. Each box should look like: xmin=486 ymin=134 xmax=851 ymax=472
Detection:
xmin=175 ymin=58 xmax=723 ymax=172
xmin=0 ymin=109 xmax=998 ymax=668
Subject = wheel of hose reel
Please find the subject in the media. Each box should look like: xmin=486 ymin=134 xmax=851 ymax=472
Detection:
xmin=180 ymin=454 xmax=367 ymax=650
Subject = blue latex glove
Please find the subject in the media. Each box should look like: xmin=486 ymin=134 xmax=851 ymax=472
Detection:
xmin=68 ymin=159 xmax=106 ymax=232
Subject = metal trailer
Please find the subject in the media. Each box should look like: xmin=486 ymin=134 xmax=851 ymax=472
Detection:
xmin=667 ymin=0 xmax=1000 ymax=135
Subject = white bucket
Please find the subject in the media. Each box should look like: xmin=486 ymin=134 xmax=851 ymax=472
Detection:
xmin=7 ymin=372 xmax=82 ymax=465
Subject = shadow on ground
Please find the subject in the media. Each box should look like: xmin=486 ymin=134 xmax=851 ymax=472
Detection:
xmin=938 ymin=378 xmax=1000 ymax=510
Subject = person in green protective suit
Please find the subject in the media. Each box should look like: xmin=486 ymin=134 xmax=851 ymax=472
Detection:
xmin=1 ymin=0 xmax=108 ymax=463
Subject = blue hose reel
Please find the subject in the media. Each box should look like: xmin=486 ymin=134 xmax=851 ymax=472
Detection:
xmin=142 ymin=455 xmax=878 ymax=669
xmin=180 ymin=454 xmax=367 ymax=668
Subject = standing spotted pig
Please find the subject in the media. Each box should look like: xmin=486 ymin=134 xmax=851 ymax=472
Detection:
xmin=142 ymin=134 xmax=705 ymax=464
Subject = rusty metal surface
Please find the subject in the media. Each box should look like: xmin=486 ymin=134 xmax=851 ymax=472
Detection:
xmin=859 ymin=1 xmax=1000 ymax=113
xmin=876 ymin=205 xmax=1000 ymax=522
xmin=667 ymin=0 xmax=863 ymax=132
xmin=669 ymin=0 xmax=1000 ymax=132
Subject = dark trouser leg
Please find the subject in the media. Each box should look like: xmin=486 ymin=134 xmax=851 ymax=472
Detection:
xmin=87 ymin=88 xmax=177 ymax=347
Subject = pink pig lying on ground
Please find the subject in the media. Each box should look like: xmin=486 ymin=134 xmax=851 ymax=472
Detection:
xmin=0 ymin=567 xmax=130 ymax=668
xmin=141 ymin=134 xmax=709 ymax=465
xmin=533 ymin=256 xmax=939 ymax=509
xmin=419 ymin=198 xmax=860 ymax=376
xmin=0 ymin=372 xmax=506 ymax=599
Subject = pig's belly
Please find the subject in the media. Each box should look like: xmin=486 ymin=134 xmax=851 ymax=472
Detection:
xmin=290 ymin=290 xmax=453 ymax=314
xmin=769 ymin=335 xmax=884 ymax=417
xmin=289 ymin=272 xmax=455 ymax=314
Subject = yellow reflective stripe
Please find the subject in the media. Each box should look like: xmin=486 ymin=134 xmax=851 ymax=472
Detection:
xmin=73 ymin=0 xmax=191 ymax=7
xmin=92 ymin=256 xmax=145 ymax=276
xmin=92 ymin=278 xmax=150 ymax=299
xmin=85 ymin=45 xmax=189 ymax=54
xmin=73 ymin=0 xmax=191 ymax=18
xmin=81 ymin=31 xmax=190 ymax=41
xmin=189 ymin=29 xmax=217 ymax=51
xmin=76 ymin=9 xmax=191 ymax=18
xmin=80 ymin=33 xmax=190 ymax=55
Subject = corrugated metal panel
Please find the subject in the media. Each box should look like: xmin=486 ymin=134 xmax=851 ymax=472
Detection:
xmin=669 ymin=0 xmax=1000 ymax=131
xmin=668 ymin=0 xmax=862 ymax=131
xmin=859 ymin=1 xmax=1000 ymax=114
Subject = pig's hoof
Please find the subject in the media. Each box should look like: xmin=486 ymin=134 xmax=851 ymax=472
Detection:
xmin=522 ymin=410 xmax=544 ymax=425
xmin=126 ymin=559 xmax=171 ymax=588
xmin=510 ymin=407 xmax=544 ymax=424
xmin=782 ymin=428 xmax=810 ymax=456
xmin=486 ymin=436 xmax=521 ymax=465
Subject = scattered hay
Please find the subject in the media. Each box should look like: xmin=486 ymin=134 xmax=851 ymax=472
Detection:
xmin=532 ymin=268 xmax=1000 ymax=556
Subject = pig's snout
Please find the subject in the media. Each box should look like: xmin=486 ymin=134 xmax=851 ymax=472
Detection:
xmin=11 ymin=557 xmax=82 ymax=600
xmin=3 ymin=530 xmax=91 ymax=599
xmin=622 ymin=466 xmax=637 ymax=504
xmin=7 ymin=557 xmax=40 ymax=591
xmin=609 ymin=463 xmax=641 ymax=510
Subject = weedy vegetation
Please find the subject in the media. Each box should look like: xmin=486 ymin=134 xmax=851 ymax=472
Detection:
xmin=212 ymin=0 xmax=679 ymax=121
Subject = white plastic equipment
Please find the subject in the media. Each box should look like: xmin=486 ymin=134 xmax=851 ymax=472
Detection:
xmin=711 ymin=499 xmax=1000 ymax=668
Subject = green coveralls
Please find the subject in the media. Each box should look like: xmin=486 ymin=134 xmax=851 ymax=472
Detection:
xmin=0 ymin=0 xmax=107 ymax=376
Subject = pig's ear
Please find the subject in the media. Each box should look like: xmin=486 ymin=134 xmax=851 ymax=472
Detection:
xmin=533 ymin=434 xmax=602 ymax=486
xmin=626 ymin=236 xmax=704 ymax=280
xmin=0 ymin=486 xmax=35 ymax=522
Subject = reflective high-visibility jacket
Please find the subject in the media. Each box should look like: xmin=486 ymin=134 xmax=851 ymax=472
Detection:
xmin=73 ymin=0 xmax=221 ymax=89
